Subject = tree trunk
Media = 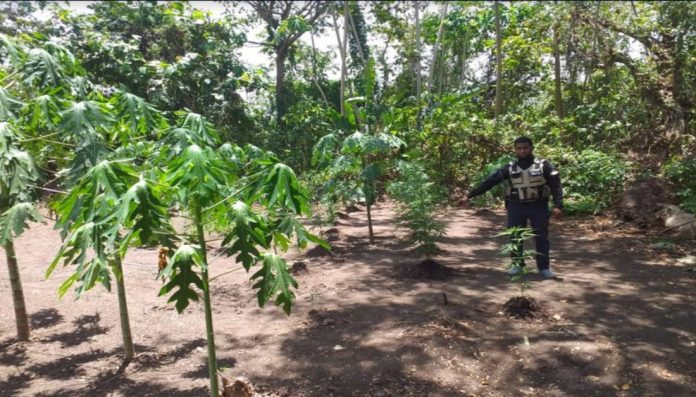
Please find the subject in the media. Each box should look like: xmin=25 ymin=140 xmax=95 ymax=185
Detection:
xmin=194 ymin=204 xmax=219 ymax=397
xmin=553 ymin=2 xmax=564 ymax=119
xmin=379 ymin=39 xmax=391 ymax=91
xmin=112 ymin=255 xmax=135 ymax=360
xmin=414 ymin=1 xmax=422 ymax=130
xmin=347 ymin=3 xmax=366 ymax=64
xmin=428 ymin=4 xmax=448 ymax=93
xmin=333 ymin=11 xmax=347 ymax=116
xmin=366 ymin=202 xmax=374 ymax=244
xmin=459 ymin=32 xmax=469 ymax=90
xmin=494 ymin=0 xmax=504 ymax=121
xmin=275 ymin=45 xmax=288 ymax=131
xmin=5 ymin=240 xmax=30 ymax=341
xmin=310 ymin=31 xmax=330 ymax=108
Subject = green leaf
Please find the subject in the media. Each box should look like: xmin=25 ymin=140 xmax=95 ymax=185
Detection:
xmin=277 ymin=214 xmax=329 ymax=250
xmin=22 ymin=48 xmax=67 ymax=89
xmin=341 ymin=132 xmax=367 ymax=155
xmin=158 ymin=243 xmax=205 ymax=313
xmin=166 ymin=144 xmax=228 ymax=206
xmin=311 ymin=133 xmax=340 ymax=168
xmin=221 ymin=201 xmax=268 ymax=270
xmin=54 ymin=159 xmax=137 ymax=232
xmin=112 ymin=91 xmax=168 ymax=138
xmin=0 ymin=202 xmax=42 ymax=245
xmin=0 ymin=33 xmax=24 ymax=66
xmin=179 ymin=112 xmax=220 ymax=147
xmin=24 ymin=94 xmax=61 ymax=129
xmin=256 ymin=163 xmax=311 ymax=215
xmin=0 ymin=123 xmax=38 ymax=203
xmin=109 ymin=176 xmax=175 ymax=251
xmin=59 ymin=100 xmax=113 ymax=139
xmin=251 ymin=253 xmax=298 ymax=315
xmin=0 ymin=87 xmax=24 ymax=121
xmin=47 ymin=221 xmax=112 ymax=297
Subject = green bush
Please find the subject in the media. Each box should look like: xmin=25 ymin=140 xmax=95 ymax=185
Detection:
xmin=543 ymin=149 xmax=627 ymax=215
xmin=664 ymin=157 xmax=696 ymax=213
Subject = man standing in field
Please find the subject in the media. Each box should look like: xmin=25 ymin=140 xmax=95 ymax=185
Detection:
xmin=459 ymin=137 xmax=564 ymax=278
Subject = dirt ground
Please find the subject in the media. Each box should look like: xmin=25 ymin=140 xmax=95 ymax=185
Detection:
xmin=1 ymin=202 xmax=695 ymax=397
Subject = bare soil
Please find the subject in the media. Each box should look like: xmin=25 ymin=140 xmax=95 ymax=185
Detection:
xmin=1 ymin=201 xmax=695 ymax=396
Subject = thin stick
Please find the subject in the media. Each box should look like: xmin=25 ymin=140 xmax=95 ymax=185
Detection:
xmin=208 ymin=267 xmax=245 ymax=283
xmin=28 ymin=184 xmax=68 ymax=194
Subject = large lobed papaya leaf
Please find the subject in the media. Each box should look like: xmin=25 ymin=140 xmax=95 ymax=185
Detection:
xmin=158 ymin=244 xmax=206 ymax=313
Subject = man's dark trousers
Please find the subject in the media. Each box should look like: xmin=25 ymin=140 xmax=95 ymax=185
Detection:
xmin=506 ymin=200 xmax=550 ymax=270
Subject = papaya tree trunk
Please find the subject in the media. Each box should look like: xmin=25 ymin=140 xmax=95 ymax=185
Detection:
xmin=5 ymin=240 xmax=30 ymax=341
xmin=194 ymin=203 xmax=219 ymax=397
xmin=361 ymin=158 xmax=375 ymax=244
xmin=112 ymin=255 xmax=135 ymax=360
xmin=366 ymin=202 xmax=374 ymax=244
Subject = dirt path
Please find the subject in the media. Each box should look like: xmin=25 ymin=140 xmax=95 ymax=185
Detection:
xmin=1 ymin=202 xmax=694 ymax=397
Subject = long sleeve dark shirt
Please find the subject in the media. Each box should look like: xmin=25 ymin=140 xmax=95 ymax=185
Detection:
xmin=467 ymin=156 xmax=564 ymax=209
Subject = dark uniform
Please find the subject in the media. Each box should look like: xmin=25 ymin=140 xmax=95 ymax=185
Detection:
xmin=467 ymin=156 xmax=563 ymax=271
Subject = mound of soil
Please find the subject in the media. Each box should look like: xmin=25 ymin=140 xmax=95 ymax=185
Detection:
xmin=336 ymin=211 xmax=350 ymax=220
xmin=220 ymin=375 xmax=254 ymax=397
xmin=400 ymin=259 xmax=454 ymax=280
xmin=324 ymin=227 xmax=340 ymax=242
xmin=306 ymin=309 xmax=337 ymax=327
xmin=620 ymin=177 xmax=675 ymax=227
xmin=502 ymin=296 xmax=542 ymax=320
xmin=473 ymin=208 xmax=497 ymax=217
xmin=345 ymin=204 xmax=362 ymax=213
xmin=303 ymin=245 xmax=333 ymax=258
xmin=290 ymin=261 xmax=309 ymax=275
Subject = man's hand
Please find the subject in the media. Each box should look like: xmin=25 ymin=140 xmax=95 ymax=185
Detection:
xmin=552 ymin=207 xmax=563 ymax=220
xmin=457 ymin=196 xmax=470 ymax=207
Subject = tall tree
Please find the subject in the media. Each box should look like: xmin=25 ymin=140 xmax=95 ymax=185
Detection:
xmin=553 ymin=1 xmax=564 ymax=119
xmin=414 ymin=1 xmax=422 ymax=130
xmin=243 ymin=1 xmax=330 ymax=130
xmin=494 ymin=0 xmax=504 ymax=121
xmin=428 ymin=3 xmax=449 ymax=93
xmin=577 ymin=2 xmax=694 ymax=144
xmin=332 ymin=3 xmax=349 ymax=116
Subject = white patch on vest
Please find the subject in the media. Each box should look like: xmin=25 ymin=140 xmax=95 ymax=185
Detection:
xmin=506 ymin=159 xmax=549 ymax=201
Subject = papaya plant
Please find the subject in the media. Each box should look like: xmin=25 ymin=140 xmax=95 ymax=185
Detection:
xmin=50 ymin=111 xmax=326 ymax=396
xmin=312 ymin=57 xmax=404 ymax=242
xmin=1 ymin=33 xmax=167 ymax=358
xmin=0 ymin=34 xmax=80 ymax=342
xmin=0 ymin=122 xmax=42 ymax=341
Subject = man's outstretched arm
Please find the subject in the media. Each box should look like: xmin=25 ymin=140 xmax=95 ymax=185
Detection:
xmin=467 ymin=166 xmax=509 ymax=199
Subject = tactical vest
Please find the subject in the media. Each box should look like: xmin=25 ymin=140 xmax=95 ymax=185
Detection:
xmin=504 ymin=158 xmax=551 ymax=202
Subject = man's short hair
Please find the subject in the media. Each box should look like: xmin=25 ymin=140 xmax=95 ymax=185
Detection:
xmin=514 ymin=137 xmax=533 ymax=147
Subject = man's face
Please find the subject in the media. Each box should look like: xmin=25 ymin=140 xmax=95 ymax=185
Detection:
xmin=514 ymin=142 xmax=533 ymax=159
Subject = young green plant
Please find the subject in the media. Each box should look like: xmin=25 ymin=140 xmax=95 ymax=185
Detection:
xmin=497 ymin=226 xmax=537 ymax=294
xmin=387 ymin=160 xmax=446 ymax=257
